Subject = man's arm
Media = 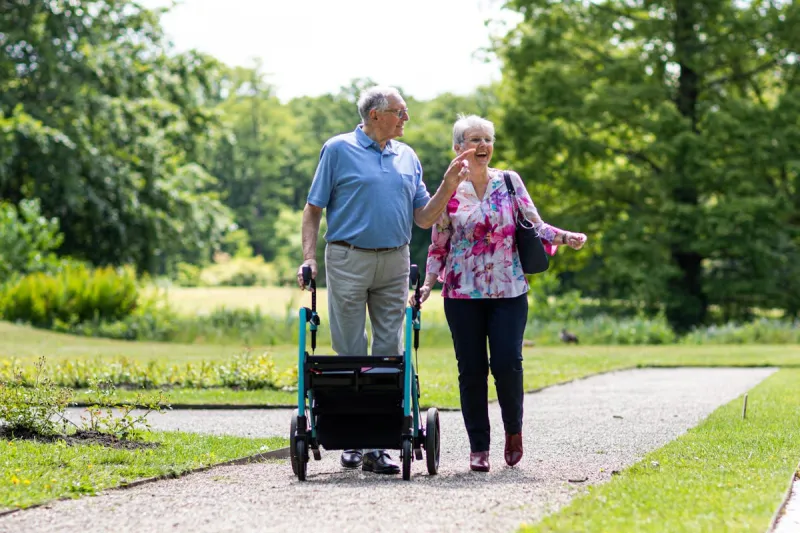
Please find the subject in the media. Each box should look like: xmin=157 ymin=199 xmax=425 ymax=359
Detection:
xmin=413 ymin=180 xmax=456 ymax=229
xmin=296 ymin=203 xmax=323 ymax=289
xmin=413 ymin=149 xmax=475 ymax=229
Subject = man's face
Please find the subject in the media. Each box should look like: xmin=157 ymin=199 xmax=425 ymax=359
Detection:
xmin=371 ymin=95 xmax=409 ymax=140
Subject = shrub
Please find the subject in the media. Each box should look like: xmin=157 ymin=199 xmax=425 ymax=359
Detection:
xmin=0 ymin=264 xmax=138 ymax=327
xmin=681 ymin=318 xmax=800 ymax=344
xmin=81 ymin=380 xmax=169 ymax=440
xmin=199 ymin=255 xmax=277 ymax=287
xmin=1 ymin=352 xmax=294 ymax=391
xmin=528 ymin=314 xmax=677 ymax=345
xmin=0 ymin=357 xmax=170 ymax=441
xmin=0 ymin=357 xmax=73 ymax=437
xmin=0 ymin=199 xmax=63 ymax=283
xmin=175 ymin=262 xmax=202 ymax=287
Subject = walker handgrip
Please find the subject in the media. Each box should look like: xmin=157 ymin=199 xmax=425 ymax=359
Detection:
xmin=302 ymin=266 xmax=311 ymax=285
xmin=409 ymin=264 xmax=419 ymax=287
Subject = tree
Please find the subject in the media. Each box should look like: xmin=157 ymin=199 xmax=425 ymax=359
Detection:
xmin=0 ymin=0 xmax=232 ymax=274
xmin=497 ymin=0 xmax=800 ymax=330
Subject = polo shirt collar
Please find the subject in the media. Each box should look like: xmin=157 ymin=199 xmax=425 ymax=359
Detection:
xmin=355 ymin=125 xmax=397 ymax=154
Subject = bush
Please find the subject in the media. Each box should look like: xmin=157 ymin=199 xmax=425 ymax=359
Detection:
xmin=0 ymin=357 xmax=73 ymax=437
xmin=0 ymin=264 xmax=138 ymax=328
xmin=81 ymin=380 xmax=170 ymax=440
xmin=0 ymin=199 xmax=63 ymax=284
xmin=528 ymin=314 xmax=677 ymax=345
xmin=1 ymin=352 xmax=296 ymax=391
xmin=0 ymin=357 xmax=169 ymax=441
xmin=199 ymin=255 xmax=277 ymax=287
xmin=681 ymin=318 xmax=800 ymax=344
xmin=175 ymin=262 xmax=202 ymax=287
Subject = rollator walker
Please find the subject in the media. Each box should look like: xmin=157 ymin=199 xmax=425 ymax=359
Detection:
xmin=289 ymin=264 xmax=440 ymax=481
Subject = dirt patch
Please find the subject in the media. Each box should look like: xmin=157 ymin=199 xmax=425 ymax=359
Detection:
xmin=0 ymin=427 xmax=160 ymax=450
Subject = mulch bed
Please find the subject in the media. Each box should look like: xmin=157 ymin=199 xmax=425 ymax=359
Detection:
xmin=0 ymin=426 xmax=160 ymax=450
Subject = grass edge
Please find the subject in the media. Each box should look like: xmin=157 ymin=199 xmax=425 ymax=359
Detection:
xmin=0 ymin=444 xmax=290 ymax=518
xmin=768 ymin=461 xmax=800 ymax=533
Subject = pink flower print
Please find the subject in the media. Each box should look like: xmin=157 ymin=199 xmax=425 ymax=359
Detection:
xmin=447 ymin=196 xmax=460 ymax=215
xmin=445 ymin=269 xmax=462 ymax=291
xmin=471 ymin=218 xmax=504 ymax=256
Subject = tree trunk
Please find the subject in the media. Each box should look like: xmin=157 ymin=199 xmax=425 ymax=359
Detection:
xmin=668 ymin=0 xmax=707 ymax=332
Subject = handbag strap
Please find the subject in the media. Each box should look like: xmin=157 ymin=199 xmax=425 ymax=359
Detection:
xmin=503 ymin=171 xmax=538 ymax=232
xmin=503 ymin=171 xmax=520 ymax=222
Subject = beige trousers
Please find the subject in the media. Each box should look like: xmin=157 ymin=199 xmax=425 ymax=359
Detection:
xmin=324 ymin=243 xmax=410 ymax=356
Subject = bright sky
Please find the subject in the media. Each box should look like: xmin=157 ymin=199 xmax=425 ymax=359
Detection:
xmin=141 ymin=0 xmax=521 ymax=102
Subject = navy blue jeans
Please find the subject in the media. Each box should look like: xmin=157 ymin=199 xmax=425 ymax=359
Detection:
xmin=443 ymin=294 xmax=527 ymax=453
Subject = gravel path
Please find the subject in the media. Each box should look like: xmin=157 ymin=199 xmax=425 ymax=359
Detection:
xmin=2 ymin=367 xmax=776 ymax=533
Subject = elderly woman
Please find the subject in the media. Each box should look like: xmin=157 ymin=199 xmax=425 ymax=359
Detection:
xmin=413 ymin=115 xmax=587 ymax=472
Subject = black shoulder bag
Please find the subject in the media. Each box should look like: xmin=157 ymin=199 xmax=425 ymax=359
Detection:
xmin=503 ymin=171 xmax=550 ymax=274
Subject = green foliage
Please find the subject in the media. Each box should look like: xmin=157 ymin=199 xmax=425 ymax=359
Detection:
xmin=0 ymin=1 xmax=233 ymax=274
xmin=497 ymin=0 xmax=800 ymax=331
xmin=80 ymin=380 xmax=169 ymax=440
xmin=681 ymin=318 xmax=800 ymax=345
xmin=3 ymin=0 xmax=797 ymax=340
xmin=219 ymin=228 xmax=255 ymax=259
xmin=269 ymin=207 xmax=328 ymax=286
xmin=0 ymin=265 xmax=138 ymax=328
xmin=1 ymin=352 xmax=296 ymax=391
xmin=530 ymin=315 xmax=677 ymax=346
xmin=0 ymin=357 xmax=73 ymax=437
xmin=198 ymin=255 xmax=278 ymax=287
xmin=0 ymin=199 xmax=64 ymax=283
xmin=527 ymin=271 xmax=585 ymax=322
xmin=175 ymin=262 xmax=203 ymax=287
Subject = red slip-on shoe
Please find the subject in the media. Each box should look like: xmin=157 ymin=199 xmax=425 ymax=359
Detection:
xmin=470 ymin=451 xmax=490 ymax=472
xmin=504 ymin=433 xmax=523 ymax=466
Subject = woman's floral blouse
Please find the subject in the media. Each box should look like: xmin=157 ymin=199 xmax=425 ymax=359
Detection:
xmin=426 ymin=168 xmax=560 ymax=299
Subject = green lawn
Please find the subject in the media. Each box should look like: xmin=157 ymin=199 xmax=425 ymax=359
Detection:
xmin=157 ymin=285 xmax=447 ymax=316
xmin=0 ymin=431 xmax=286 ymax=510
xmin=523 ymin=368 xmax=800 ymax=532
xmin=0 ymin=321 xmax=247 ymax=363
xmin=3 ymin=321 xmax=800 ymax=409
xmin=4 ymin=320 xmax=800 ymax=523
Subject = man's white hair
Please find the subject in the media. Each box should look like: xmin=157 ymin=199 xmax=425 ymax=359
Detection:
xmin=452 ymin=114 xmax=495 ymax=145
xmin=357 ymin=86 xmax=402 ymax=123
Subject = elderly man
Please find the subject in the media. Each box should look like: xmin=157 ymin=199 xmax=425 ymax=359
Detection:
xmin=297 ymin=85 xmax=473 ymax=475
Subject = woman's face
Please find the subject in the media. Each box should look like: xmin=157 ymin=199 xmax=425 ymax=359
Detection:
xmin=456 ymin=127 xmax=494 ymax=167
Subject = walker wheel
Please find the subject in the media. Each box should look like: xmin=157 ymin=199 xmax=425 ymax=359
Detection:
xmin=402 ymin=438 xmax=413 ymax=481
xmin=296 ymin=440 xmax=307 ymax=481
xmin=425 ymin=408 xmax=440 ymax=475
xmin=289 ymin=409 xmax=299 ymax=475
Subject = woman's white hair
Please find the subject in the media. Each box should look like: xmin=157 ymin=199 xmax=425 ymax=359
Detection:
xmin=357 ymin=86 xmax=402 ymax=123
xmin=452 ymin=114 xmax=495 ymax=145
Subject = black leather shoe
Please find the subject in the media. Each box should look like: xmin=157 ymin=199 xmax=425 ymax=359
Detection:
xmin=340 ymin=449 xmax=363 ymax=468
xmin=362 ymin=450 xmax=400 ymax=475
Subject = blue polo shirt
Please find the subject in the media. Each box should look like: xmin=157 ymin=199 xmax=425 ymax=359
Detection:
xmin=307 ymin=125 xmax=430 ymax=248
